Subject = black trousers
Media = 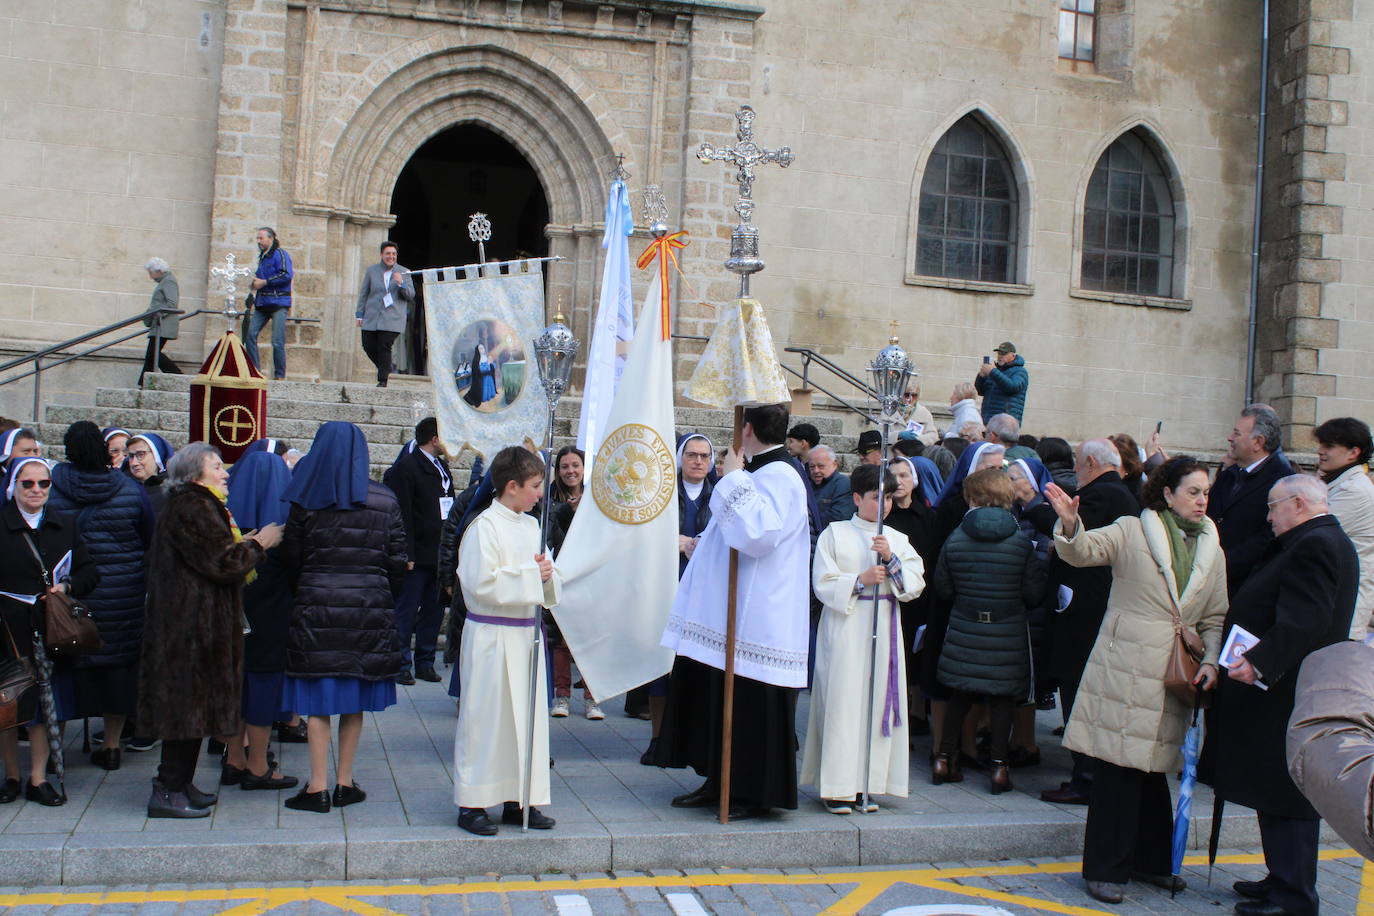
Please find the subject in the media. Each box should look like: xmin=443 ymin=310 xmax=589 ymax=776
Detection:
xmin=360 ymin=329 xmax=399 ymax=384
xmin=1060 ymin=683 xmax=1095 ymax=793
xmin=1081 ymin=759 xmax=1173 ymax=883
xmin=139 ymin=336 xmax=181 ymax=386
xmin=940 ymin=691 xmax=1013 ymax=760
xmin=156 ymin=737 xmax=202 ymax=792
xmin=1258 ymin=811 xmax=1319 ymax=915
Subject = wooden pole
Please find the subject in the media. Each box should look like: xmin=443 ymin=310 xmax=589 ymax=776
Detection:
xmin=719 ymin=405 xmax=745 ymax=825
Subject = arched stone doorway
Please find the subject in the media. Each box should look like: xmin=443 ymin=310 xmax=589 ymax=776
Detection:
xmin=388 ymin=124 xmax=550 ymax=376
xmin=310 ymin=42 xmax=622 ymax=384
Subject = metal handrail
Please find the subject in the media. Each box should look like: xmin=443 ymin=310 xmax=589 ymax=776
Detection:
xmin=1 ymin=307 xmax=322 ymax=421
xmin=784 ymin=346 xmax=878 ymax=400
xmin=781 ymin=363 xmax=878 ymax=426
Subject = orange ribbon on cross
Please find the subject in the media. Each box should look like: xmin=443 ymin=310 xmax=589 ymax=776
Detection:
xmin=636 ymin=230 xmax=689 ymax=340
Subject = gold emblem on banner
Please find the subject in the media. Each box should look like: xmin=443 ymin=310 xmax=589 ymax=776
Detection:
xmin=591 ymin=423 xmax=675 ymax=525
xmin=214 ymin=405 xmax=258 ymax=447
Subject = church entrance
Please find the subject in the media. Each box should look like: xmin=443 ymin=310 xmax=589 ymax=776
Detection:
xmin=388 ymin=124 xmax=551 ymax=376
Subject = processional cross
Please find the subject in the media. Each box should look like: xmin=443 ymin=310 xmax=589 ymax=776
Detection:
xmin=210 ymin=253 xmax=254 ymax=332
xmin=697 ymin=106 xmax=794 ymax=296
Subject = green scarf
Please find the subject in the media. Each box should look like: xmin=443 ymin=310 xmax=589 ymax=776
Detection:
xmin=1159 ymin=508 xmax=1204 ymax=595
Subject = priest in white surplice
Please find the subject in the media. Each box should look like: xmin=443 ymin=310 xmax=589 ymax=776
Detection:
xmin=656 ymin=403 xmax=811 ymax=817
xmin=801 ymin=463 xmax=925 ymax=812
xmin=453 ymin=446 xmax=562 ymax=836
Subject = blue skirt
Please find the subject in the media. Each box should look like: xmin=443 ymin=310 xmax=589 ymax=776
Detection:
xmin=281 ymin=675 xmax=396 ymax=717
xmin=242 ymin=670 xmax=288 ymax=727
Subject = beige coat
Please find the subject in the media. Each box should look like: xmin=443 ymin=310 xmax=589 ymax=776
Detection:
xmin=1326 ymin=464 xmax=1374 ymax=638
xmin=1054 ymin=510 xmax=1228 ymax=773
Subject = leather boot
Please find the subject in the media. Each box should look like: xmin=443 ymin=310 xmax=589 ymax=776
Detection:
xmin=147 ymin=783 xmax=211 ymax=819
xmin=931 ymin=752 xmax=963 ymax=785
xmin=990 ymin=760 xmax=1013 ymax=795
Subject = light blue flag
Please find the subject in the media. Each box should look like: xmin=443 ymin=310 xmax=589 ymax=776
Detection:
xmin=577 ymin=178 xmax=635 ymax=465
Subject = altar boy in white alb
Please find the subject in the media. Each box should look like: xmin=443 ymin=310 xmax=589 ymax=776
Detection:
xmin=802 ymin=463 xmax=924 ymax=813
xmin=454 ymin=446 xmax=562 ymax=836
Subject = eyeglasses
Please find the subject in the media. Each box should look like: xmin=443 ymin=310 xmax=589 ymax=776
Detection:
xmin=18 ymin=479 xmax=51 ymax=490
xmin=682 ymin=452 xmax=712 ymax=461
xmin=127 ymin=449 xmax=152 ymax=461
xmin=1266 ymin=494 xmax=1298 ymax=509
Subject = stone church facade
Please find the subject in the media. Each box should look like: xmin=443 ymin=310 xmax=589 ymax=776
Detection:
xmin=0 ymin=0 xmax=1367 ymax=451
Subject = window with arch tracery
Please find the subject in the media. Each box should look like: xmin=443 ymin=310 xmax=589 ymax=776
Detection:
xmin=914 ymin=115 xmax=1019 ymax=284
xmin=1081 ymin=130 xmax=1177 ymax=297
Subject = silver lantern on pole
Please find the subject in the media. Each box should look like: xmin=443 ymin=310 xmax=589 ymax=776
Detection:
xmin=520 ymin=309 xmax=579 ymax=832
xmin=858 ymin=332 xmax=915 ymax=814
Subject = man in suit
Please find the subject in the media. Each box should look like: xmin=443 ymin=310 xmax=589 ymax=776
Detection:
xmin=1208 ymin=405 xmax=1295 ymax=596
xmin=1041 ymin=438 xmax=1139 ymax=805
xmin=383 ymin=417 xmax=455 ymax=684
xmin=1214 ymin=474 xmax=1358 ymax=916
xmin=355 ymin=240 xmax=416 ymax=388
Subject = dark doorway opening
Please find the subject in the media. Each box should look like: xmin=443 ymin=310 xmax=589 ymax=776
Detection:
xmin=388 ymin=124 xmax=550 ymax=376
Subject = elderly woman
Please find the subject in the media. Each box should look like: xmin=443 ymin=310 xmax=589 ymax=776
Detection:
xmin=47 ymin=421 xmax=154 ymax=771
xmin=124 ymin=433 xmax=175 ymax=516
xmin=1045 ymin=456 xmax=1228 ymax=904
xmin=946 ymin=383 xmax=981 ymax=440
xmin=102 ymin=428 xmax=130 ymax=470
xmin=0 ymin=428 xmax=41 ymax=473
xmin=0 ymin=458 xmax=98 ymax=806
xmin=279 ymin=422 xmax=407 ymax=813
xmin=138 ymin=443 xmax=281 ymax=818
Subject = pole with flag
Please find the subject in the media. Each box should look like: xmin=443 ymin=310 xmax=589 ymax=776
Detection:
xmin=688 ymin=105 xmax=795 ymax=825
xmin=577 ymin=158 xmax=636 ymax=466
xmin=550 ymin=195 xmax=684 ymax=703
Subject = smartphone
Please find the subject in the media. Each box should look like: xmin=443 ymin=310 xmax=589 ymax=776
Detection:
xmin=983 ymin=355 xmax=991 ymax=364
xmin=1155 ymin=421 xmax=1163 ymax=434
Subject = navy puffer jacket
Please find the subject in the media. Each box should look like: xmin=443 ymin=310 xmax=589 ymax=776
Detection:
xmin=975 ymin=354 xmax=1029 ymax=422
xmin=934 ymin=506 xmax=1046 ymax=697
xmin=48 ymin=464 xmax=154 ymax=667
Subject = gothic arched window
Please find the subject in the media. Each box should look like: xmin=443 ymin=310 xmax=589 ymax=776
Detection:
xmin=1081 ymin=130 xmax=1177 ymax=297
xmin=915 ymin=116 xmax=1019 ymax=284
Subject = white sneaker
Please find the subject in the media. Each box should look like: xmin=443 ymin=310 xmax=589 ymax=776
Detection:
xmin=585 ymin=700 xmax=605 ymax=720
xmin=552 ymin=697 xmax=571 ymax=717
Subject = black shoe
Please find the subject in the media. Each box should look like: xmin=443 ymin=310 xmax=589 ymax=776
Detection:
xmin=26 ymin=781 xmax=65 ymax=806
xmin=458 ymin=807 xmax=497 ymax=835
xmin=1132 ymin=872 xmax=1185 ymax=892
xmin=146 ymin=784 xmax=206 ymax=818
xmin=1085 ymin=880 xmax=1125 ymax=904
xmin=639 ymin=737 xmax=659 ymax=767
xmin=416 ymin=667 xmax=442 ymax=683
xmin=240 ymin=769 xmax=299 ymax=791
xmin=332 ymin=782 xmax=366 ymax=807
xmin=671 ymin=781 xmax=719 ymax=808
xmin=274 ymin=722 xmax=308 ymax=743
xmin=90 ymin=747 xmax=122 ymax=771
xmin=1040 ymin=782 xmax=1090 ymax=805
xmin=502 ymin=802 xmax=554 ymax=829
xmin=1234 ymin=901 xmax=1291 ymax=916
xmin=396 ymin=671 xmax=416 ymax=686
xmin=185 ymin=783 xmax=218 ymax=808
xmin=125 ymin=736 xmax=160 ymax=753
xmin=1233 ymin=879 xmax=1271 ymax=900
xmin=284 ymin=788 xmax=331 ymax=813
xmin=0 ymin=778 xmax=18 ymax=803
xmin=221 ymin=763 xmax=246 ymax=786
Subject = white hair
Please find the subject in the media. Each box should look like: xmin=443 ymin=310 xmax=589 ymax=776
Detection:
xmin=144 ymin=257 xmax=170 ymax=274
xmin=167 ymin=442 xmax=220 ymax=487
xmin=1274 ymin=473 xmax=1329 ymax=508
xmin=1080 ymin=438 xmax=1122 ymax=468
xmin=810 ymin=444 xmax=836 ymax=463
xmin=987 ymin=413 xmax=1020 ymax=446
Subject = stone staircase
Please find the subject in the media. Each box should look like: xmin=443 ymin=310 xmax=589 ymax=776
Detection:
xmin=37 ymin=374 xmax=853 ymax=479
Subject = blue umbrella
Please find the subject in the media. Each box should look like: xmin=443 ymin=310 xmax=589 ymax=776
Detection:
xmin=1171 ymin=691 xmax=1204 ymax=896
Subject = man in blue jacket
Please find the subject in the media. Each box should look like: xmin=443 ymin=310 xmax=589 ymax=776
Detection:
xmin=975 ymin=341 xmax=1029 ymax=424
xmin=247 ymin=227 xmax=293 ymax=380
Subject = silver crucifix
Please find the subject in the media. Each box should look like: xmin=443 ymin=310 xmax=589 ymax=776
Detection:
xmin=210 ymin=253 xmax=254 ymax=330
xmin=468 ymin=212 xmax=492 ymax=265
xmin=697 ymin=106 xmax=794 ymax=295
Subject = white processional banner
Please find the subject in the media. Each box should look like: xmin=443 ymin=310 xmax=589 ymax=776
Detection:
xmin=551 ymin=271 xmax=678 ymax=701
xmin=421 ymin=261 xmax=549 ymax=462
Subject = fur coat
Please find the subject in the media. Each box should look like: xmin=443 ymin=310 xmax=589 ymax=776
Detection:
xmin=137 ymin=483 xmax=263 ymax=739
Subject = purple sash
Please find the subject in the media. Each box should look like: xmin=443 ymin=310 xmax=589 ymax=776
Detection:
xmin=466 ymin=613 xmax=536 ymax=628
xmin=859 ymin=590 xmax=902 ymax=737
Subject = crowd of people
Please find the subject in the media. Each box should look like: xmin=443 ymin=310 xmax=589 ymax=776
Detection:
xmin=0 ymin=340 xmax=1371 ymax=915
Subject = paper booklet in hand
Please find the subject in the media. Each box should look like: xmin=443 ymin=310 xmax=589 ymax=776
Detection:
xmin=1220 ymin=624 xmax=1268 ymax=690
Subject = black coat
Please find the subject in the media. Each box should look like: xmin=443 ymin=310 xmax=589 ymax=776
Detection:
xmin=47 ymin=464 xmax=154 ymax=667
xmin=0 ymin=502 xmax=99 ymax=659
xmin=382 ymin=446 xmax=454 ymax=569
xmin=1206 ymin=451 xmax=1295 ymax=596
xmin=934 ymin=506 xmax=1046 ymax=697
xmin=242 ymin=548 xmax=294 ymax=673
xmin=280 ymin=481 xmax=408 ymax=681
xmin=1047 ymin=470 xmax=1139 ymax=687
xmin=1213 ymin=514 xmax=1358 ymax=819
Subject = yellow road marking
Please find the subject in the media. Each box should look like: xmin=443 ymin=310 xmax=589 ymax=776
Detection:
xmin=0 ymin=851 xmax=1363 ymax=914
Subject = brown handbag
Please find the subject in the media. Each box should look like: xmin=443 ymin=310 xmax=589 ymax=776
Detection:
xmin=22 ymin=533 xmax=102 ymax=657
xmin=0 ymin=620 xmax=38 ymax=731
xmin=1161 ymin=575 xmax=1209 ymax=707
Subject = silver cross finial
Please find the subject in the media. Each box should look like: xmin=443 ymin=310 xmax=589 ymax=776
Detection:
xmin=610 ymin=152 xmax=631 ymax=183
xmin=696 ymin=105 xmax=794 ymax=226
xmin=468 ymin=212 xmax=492 ymax=264
xmin=210 ymin=253 xmax=254 ymax=329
